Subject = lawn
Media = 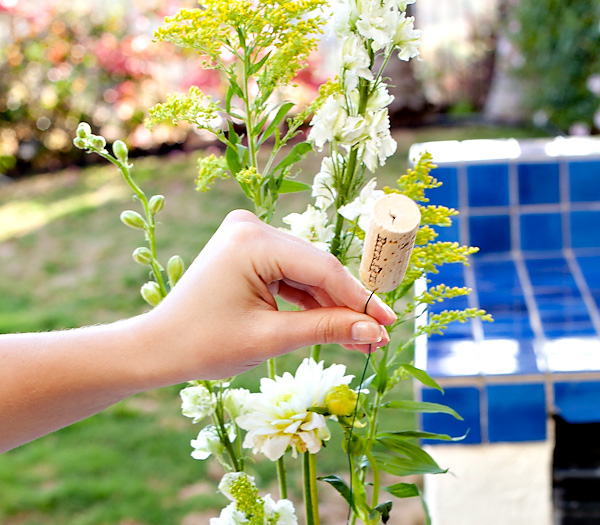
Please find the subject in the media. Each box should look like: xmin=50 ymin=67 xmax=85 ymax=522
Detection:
xmin=0 ymin=123 xmax=545 ymax=524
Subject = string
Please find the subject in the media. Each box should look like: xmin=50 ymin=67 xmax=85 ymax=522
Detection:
xmin=347 ymin=289 xmax=376 ymax=524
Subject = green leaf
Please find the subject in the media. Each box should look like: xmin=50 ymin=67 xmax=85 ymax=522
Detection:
xmin=377 ymin=430 xmax=467 ymax=442
xmin=385 ymin=482 xmax=419 ymax=499
xmin=318 ymin=475 xmax=356 ymax=513
xmin=272 ymin=141 xmax=312 ymax=176
xmin=371 ymin=450 xmax=447 ymax=477
xmin=260 ymin=102 xmax=294 ymax=145
xmin=369 ymin=501 xmax=392 ymax=524
xmin=307 ymin=406 xmax=328 ymax=415
xmin=225 ymin=81 xmax=244 ymax=114
xmin=385 ymin=483 xmax=431 ymax=525
xmin=249 ymin=50 xmax=272 ymax=76
xmin=278 ymin=179 xmax=311 ymax=194
xmin=400 ymin=364 xmax=443 ymax=393
xmin=383 ymin=400 xmax=463 ymax=420
xmin=376 ymin=436 xmax=442 ymax=468
xmin=225 ymin=144 xmax=241 ymax=176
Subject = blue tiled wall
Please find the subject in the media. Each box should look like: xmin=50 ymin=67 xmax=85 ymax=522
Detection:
xmin=411 ymin=137 xmax=600 ymax=445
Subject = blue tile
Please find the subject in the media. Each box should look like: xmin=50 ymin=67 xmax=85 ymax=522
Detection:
xmin=421 ymin=386 xmax=482 ymax=444
xmin=479 ymin=339 xmax=541 ymax=376
xmin=571 ymin=211 xmax=600 ymax=249
xmin=520 ymin=213 xmax=563 ymax=251
xmin=467 ymin=164 xmax=510 ymax=207
xmin=433 ymin=218 xmax=460 ymax=243
xmin=429 ymin=166 xmax=459 ymax=208
xmin=554 ymin=381 xmax=600 ymax=423
xmin=518 ymin=162 xmax=560 ymax=205
xmin=487 ymin=383 xmax=547 ymax=442
xmin=469 ymin=215 xmax=511 ymax=253
xmin=569 ymin=160 xmax=600 ymax=202
xmin=425 ymin=340 xmax=480 ymax=377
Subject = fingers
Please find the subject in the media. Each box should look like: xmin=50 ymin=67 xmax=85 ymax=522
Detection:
xmin=220 ymin=209 xmax=397 ymax=324
xmin=261 ymin=308 xmax=390 ymax=357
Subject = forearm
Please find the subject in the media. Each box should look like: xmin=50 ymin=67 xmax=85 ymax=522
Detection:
xmin=0 ymin=314 xmax=159 ymax=453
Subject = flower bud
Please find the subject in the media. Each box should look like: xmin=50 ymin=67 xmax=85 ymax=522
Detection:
xmin=120 ymin=210 xmax=146 ymax=230
xmin=112 ymin=140 xmax=129 ymax=162
xmin=141 ymin=281 xmax=162 ymax=307
xmin=132 ymin=247 xmax=153 ymax=266
xmin=167 ymin=255 xmax=184 ymax=287
xmin=76 ymin=122 xmax=91 ymax=138
xmin=148 ymin=194 xmax=165 ymax=215
xmin=325 ymin=384 xmax=358 ymax=417
xmin=91 ymin=135 xmax=106 ymax=150
xmin=342 ymin=434 xmax=367 ymax=456
xmin=73 ymin=137 xmax=87 ymax=150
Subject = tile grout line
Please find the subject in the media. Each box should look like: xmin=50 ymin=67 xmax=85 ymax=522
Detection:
xmin=564 ymin=248 xmax=600 ymax=336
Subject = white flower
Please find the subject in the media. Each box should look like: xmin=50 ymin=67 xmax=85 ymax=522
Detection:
xmin=282 ymin=205 xmax=335 ymax=251
xmin=218 ymin=472 xmax=256 ymax=502
xmin=397 ymin=0 xmax=415 ymax=11
xmin=341 ymin=34 xmax=373 ymax=91
xmin=209 ymin=502 xmax=248 ymax=525
xmin=312 ymin=156 xmax=338 ymax=210
xmin=191 ymin=424 xmax=236 ymax=460
xmin=223 ymin=388 xmax=251 ymax=419
xmin=362 ymin=109 xmax=397 ymax=172
xmin=180 ymin=384 xmax=216 ymax=423
xmin=343 ymin=234 xmax=364 ymax=277
xmin=309 ymin=94 xmax=369 ymax=150
xmin=393 ymin=13 xmax=421 ymax=60
xmin=236 ymin=358 xmax=353 ymax=461
xmin=308 ymin=94 xmax=347 ymax=150
xmin=356 ymin=2 xmax=400 ymax=52
xmin=338 ymin=178 xmax=384 ymax=231
xmin=264 ymin=494 xmax=298 ymax=525
xmin=366 ymin=83 xmax=394 ymax=113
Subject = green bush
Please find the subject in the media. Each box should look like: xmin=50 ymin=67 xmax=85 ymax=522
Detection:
xmin=509 ymin=0 xmax=600 ymax=133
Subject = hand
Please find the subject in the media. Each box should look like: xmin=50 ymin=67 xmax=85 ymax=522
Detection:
xmin=144 ymin=210 xmax=396 ymax=382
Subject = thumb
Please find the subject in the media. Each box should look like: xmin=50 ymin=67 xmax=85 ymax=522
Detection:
xmin=266 ymin=307 xmax=388 ymax=355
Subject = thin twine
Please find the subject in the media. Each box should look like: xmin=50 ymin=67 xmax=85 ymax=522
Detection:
xmin=347 ymin=290 xmax=376 ymax=524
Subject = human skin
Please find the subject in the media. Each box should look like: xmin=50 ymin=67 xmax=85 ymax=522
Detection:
xmin=0 ymin=210 xmax=395 ymax=453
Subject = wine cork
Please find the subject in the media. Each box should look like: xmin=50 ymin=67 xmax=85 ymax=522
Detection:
xmin=359 ymin=193 xmax=421 ymax=293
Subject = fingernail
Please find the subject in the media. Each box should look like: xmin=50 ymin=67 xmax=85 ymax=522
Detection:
xmin=352 ymin=322 xmax=383 ymax=343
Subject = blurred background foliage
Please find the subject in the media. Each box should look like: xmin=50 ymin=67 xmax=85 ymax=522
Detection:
xmin=3 ymin=0 xmax=599 ymax=180
xmin=507 ymin=0 xmax=600 ymax=135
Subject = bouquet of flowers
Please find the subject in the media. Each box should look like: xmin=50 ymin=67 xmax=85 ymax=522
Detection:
xmin=73 ymin=0 xmax=489 ymax=523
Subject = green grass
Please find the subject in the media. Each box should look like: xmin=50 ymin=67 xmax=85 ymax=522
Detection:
xmin=0 ymin=124 xmax=545 ymax=523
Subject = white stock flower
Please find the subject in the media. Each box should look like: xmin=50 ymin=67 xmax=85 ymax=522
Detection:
xmin=397 ymin=0 xmax=415 ymax=11
xmin=223 ymin=388 xmax=251 ymax=419
xmin=209 ymin=502 xmax=248 ymax=525
xmin=342 ymin=34 xmax=373 ymax=91
xmin=282 ymin=205 xmax=334 ymax=251
xmin=366 ymin=83 xmax=394 ymax=113
xmin=191 ymin=424 xmax=236 ymax=460
xmin=309 ymin=94 xmax=369 ymax=150
xmin=264 ymin=494 xmax=298 ymax=525
xmin=236 ymin=358 xmax=353 ymax=461
xmin=338 ymin=178 xmax=384 ymax=231
xmin=312 ymin=156 xmax=338 ymax=210
xmin=309 ymin=94 xmax=347 ymax=150
xmin=393 ymin=13 xmax=421 ymax=60
xmin=356 ymin=0 xmax=400 ymax=52
xmin=362 ymin=109 xmax=397 ymax=172
xmin=180 ymin=384 xmax=216 ymax=423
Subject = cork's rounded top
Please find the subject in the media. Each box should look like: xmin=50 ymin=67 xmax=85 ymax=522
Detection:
xmin=372 ymin=193 xmax=421 ymax=233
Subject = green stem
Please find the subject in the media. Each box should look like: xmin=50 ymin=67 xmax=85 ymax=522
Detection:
xmin=101 ymin=151 xmax=168 ymax=296
xmin=365 ymin=448 xmax=381 ymax=509
xmin=303 ymin=453 xmax=320 ymax=525
xmin=277 ymin=457 xmax=288 ymax=499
